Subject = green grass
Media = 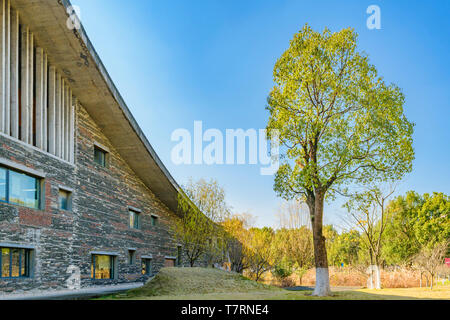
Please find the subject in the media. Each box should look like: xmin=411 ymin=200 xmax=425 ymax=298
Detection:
xmin=99 ymin=267 xmax=450 ymax=300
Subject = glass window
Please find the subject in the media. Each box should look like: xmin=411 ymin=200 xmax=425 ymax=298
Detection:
xmin=177 ymin=246 xmax=182 ymax=266
xmin=0 ymin=167 xmax=6 ymax=202
xmin=91 ymin=255 xmax=114 ymax=280
xmin=0 ymin=247 xmax=31 ymax=279
xmin=94 ymin=147 xmax=107 ymax=167
xmin=128 ymin=250 xmax=135 ymax=265
xmin=8 ymin=169 xmax=40 ymax=209
xmin=142 ymin=259 xmax=152 ymax=275
xmin=151 ymin=215 xmax=158 ymax=226
xmin=129 ymin=210 xmax=140 ymax=229
xmin=58 ymin=189 xmax=71 ymax=211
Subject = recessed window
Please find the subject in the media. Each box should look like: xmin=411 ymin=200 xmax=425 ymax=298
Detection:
xmin=142 ymin=258 xmax=152 ymax=276
xmin=0 ymin=166 xmax=41 ymax=209
xmin=58 ymin=189 xmax=72 ymax=211
xmin=129 ymin=210 xmax=140 ymax=230
xmin=91 ymin=254 xmax=115 ymax=280
xmin=177 ymin=246 xmax=182 ymax=266
xmin=128 ymin=250 xmax=136 ymax=265
xmin=94 ymin=146 xmax=107 ymax=167
xmin=0 ymin=247 xmax=32 ymax=279
xmin=151 ymin=215 xmax=158 ymax=226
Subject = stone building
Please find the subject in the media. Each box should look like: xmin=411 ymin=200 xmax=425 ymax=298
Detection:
xmin=0 ymin=0 xmax=189 ymax=293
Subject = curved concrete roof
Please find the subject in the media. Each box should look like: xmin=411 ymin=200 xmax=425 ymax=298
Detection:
xmin=11 ymin=0 xmax=183 ymax=213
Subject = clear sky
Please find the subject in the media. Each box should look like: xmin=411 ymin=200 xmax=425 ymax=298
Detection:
xmin=71 ymin=0 xmax=450 ymax=228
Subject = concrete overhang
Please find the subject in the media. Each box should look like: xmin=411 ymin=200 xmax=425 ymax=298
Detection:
xmin=10 ymin=0 xmax=183 ymax=214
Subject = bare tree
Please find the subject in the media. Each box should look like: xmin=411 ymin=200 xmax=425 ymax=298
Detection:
xmin=344 ymin=184 xmax=396 ymax=289
xmin=413 ymin=242 xmax=448 ymax=290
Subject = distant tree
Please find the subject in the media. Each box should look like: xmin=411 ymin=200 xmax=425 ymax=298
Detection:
xmin=383 ymin=192 xmax=450 ymax=265
xmin=413 ymin=242 xmax=448 ymax=290
xmin=344 ymin=185 xmax=396 ymax=289
xmin=222 ymin=214 xmax=253 ymax=273
xmin=174 ymin=178 xmax=231 ymax=267
xmin=246 ymin=227 xmax=274 ymax=281
xmin=266 ymin=24 xmax=415 ymax=295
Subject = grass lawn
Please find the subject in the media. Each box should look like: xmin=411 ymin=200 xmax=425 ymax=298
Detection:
xmin=99 ymin=267 xmax=450 ymax=300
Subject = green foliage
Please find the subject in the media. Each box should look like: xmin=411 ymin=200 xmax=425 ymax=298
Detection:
xmin=328 ymin=230 xmax=362 ymax=266
xmin=383 ymin=192 xmax=450 ymax=265
xmin=266 ymin=23 xmax=414 ymax=200
xmin=272 ymin=263 xmax=293 ymax=280
xmin=173 ymin=178 xmax=231 ymax=266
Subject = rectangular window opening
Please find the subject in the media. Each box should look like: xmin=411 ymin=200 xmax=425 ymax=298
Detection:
xmin=0 ymin=165 xmax=41 ymax=209
xmin=129 ymin=210 xmax=140 ymax=230
xmin=58 ymin=189 xmax=72 ymax=211
xmin=91 ymin=254 xmax=115 ymax=280
xmin=93 ymin=146 xmax=107 ymax=167
xmin=0 ymin=247 xmax=32 ymax=279
xmin=141 ymin=258 xmax=152 ymax=276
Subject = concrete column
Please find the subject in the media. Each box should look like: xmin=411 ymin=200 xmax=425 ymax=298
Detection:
xmin=20 ymin=26 xmax=29 ymax=143
xmin=60 ymin=79 xmax=65 ymax=159
xmin=55 ymin=72 xmax=61 ymax=157
xmin=28 ymin=32 xmax=33 ymax=144
xmin=4 ymin=0 xmax=10 ymax=135
xmin=69 ymin=97 xmax=75 ymax=163
xmin=0 ymin=0 xmax=5 ymax=133
xmin=43 ymin=53 xmax=48 ymax=151
xmin=35 ymin=47 xmax=44 ymax=149
xmin=9 ymin=7 xmax=18 ymax=138
xmin=47 ymin=66 xmax=56 ymax=155
xmin=64 ymin=85 xmax=70 ymax=160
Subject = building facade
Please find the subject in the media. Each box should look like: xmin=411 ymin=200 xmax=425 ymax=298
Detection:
xmin=0 ymin=0 xmax=188 ymax=293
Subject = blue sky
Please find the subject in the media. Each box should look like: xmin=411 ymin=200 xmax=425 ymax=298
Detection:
xmin=71 ymin=0 xmax=450 ymax=228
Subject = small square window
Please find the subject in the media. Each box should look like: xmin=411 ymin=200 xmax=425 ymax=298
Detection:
xmin=129 ymin=210 xmax=140 ymax=229
xmin=58 ymin=189 xmax=72 ymax=211
xmin=94 ymin=146 xmax=107 ymax=167
xmin=151 ymin=215 xmax=158 ymax=226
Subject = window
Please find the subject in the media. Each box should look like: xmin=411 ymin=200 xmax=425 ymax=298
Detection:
xmin=0 ymin=167 xmax=6 ymax=202
xmin=177 ymin=246 xmax=182 ymax=266
xmin=142 ymin=258 xmax=152 ymax=276
xmin=91 ymin=255 xmax=115 ymax=280
xmin=0 ymin=166 xmax=41 ymax=209
xmin=94 ymin=146 xmax=107 ymax=167
xmin=151 ymin=215 xmax=158 ymax=227
xmin=128 ymin=250 xmax=135 ymax=265
xmin=0 ymin=247 xmax=32 ymax=279
xmin=129 ymin=210 xmax=140 ymax=230
xmin=58 ymin=189 xmax=72 ymax=211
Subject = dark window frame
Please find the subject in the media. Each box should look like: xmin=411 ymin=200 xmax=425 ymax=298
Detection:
xmin=141 ymin=258 xmax=152 ymax=276
xmin=0 ymin=247 xmax=32 ymax=279
xmin=0 ymin=165 xmax=42 ymax=210
xmin=58 ymin=188 xmax=72 ymax=211
xmin=128 ymin=250 xmax=136 ymax=265
xmin=151 ymin=215 xmax=158 ymax=227
xmin=91 ymin=254 xmax=115 ymax=280
xmin=129 ymin=210 xmax=141 ymax=230
xmin=93 ymin=146 xmax=108 ymax=167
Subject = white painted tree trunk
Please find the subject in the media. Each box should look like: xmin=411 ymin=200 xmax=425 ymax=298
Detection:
xmin=312 ymin=268 xmax=331 ymax=296
xmin=367 ymin=265 xmax=381 ymax=289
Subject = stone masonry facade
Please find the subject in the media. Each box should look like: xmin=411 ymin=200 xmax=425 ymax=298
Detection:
xmin=0 ymin=103 xmax=186 ymax=294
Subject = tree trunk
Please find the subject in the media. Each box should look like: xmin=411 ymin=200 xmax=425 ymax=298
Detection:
xmin=309 ymin=192 xmax=331 ymax=296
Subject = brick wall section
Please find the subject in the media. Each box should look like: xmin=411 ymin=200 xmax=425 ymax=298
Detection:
xmin=0 ymin=104 xmax=191 ymax=293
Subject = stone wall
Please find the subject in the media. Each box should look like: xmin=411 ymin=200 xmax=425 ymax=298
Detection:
xmin=0 ymin=104 xmax=187 ymax=293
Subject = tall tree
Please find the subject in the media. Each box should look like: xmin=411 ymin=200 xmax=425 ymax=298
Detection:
xmin=266 ymin=24 xmax=414 ymax=295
